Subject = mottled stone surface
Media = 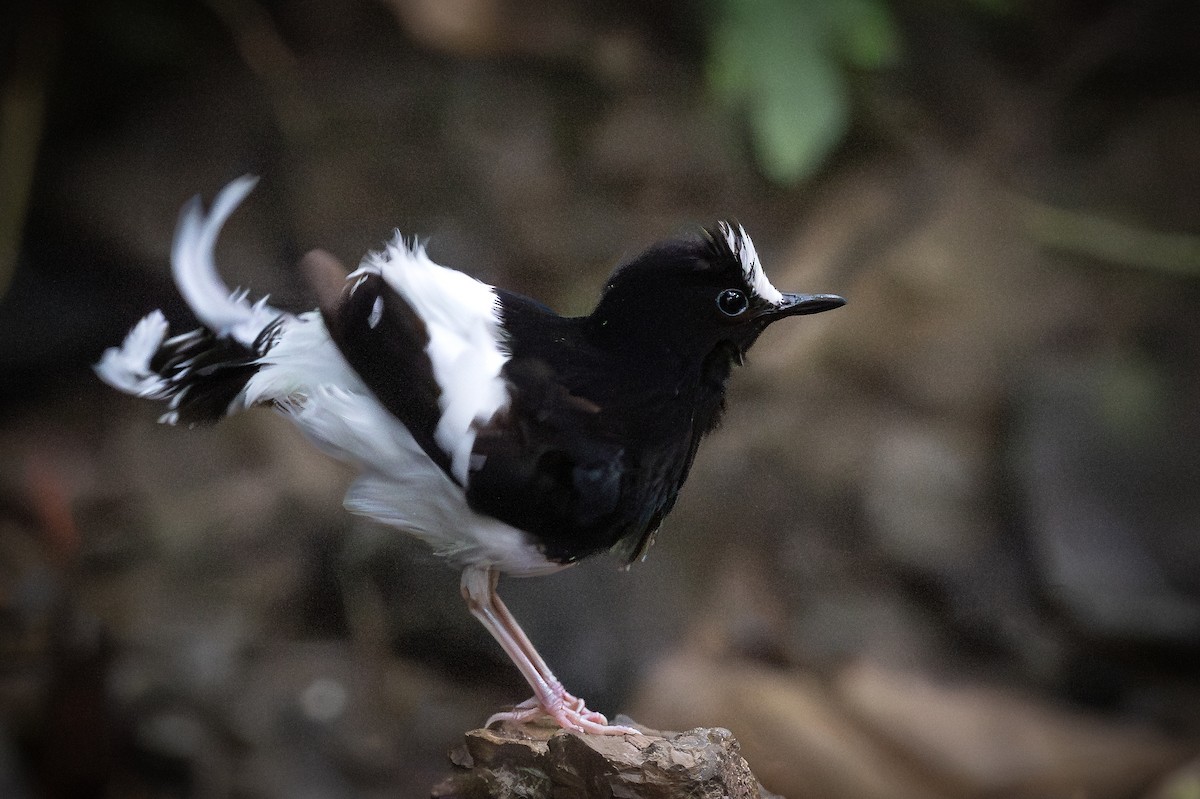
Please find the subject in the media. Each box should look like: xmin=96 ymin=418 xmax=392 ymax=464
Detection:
xmin=432 ymin=717 xmax=778 ymax=799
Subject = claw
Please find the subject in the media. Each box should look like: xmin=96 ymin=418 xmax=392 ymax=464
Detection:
xmin=488 ymin=694 xmax=637 ymax=736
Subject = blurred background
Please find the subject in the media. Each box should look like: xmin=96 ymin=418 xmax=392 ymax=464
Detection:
xmin=2 ymin=0 xmax=1199 ymax=796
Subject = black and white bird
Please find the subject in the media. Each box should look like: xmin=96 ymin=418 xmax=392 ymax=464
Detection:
xmin=97 ymin=177 xmax=844 ymax=735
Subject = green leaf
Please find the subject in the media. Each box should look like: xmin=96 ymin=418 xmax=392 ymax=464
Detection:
xmin=750 ymin=41 xmax=849 ymax=184
xmin=707 ymin=0 xmax=896 ymax=186
xmin=831 ymin=0 xmax=900 ymax=69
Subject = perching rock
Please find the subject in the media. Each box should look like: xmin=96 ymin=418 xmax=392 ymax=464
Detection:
xmin=431 ymin=717 xmax=779 ymax=799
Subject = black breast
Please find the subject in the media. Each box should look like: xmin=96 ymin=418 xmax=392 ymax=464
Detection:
xmin=464 ymin=291 xmax=730 ymax=564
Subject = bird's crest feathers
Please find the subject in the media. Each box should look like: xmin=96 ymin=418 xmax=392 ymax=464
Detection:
xmin=713 ymin=221 xmax=783 ymax=304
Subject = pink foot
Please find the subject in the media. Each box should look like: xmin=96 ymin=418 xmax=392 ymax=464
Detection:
xmin=487 ymin=695 xmax=638 ymax=736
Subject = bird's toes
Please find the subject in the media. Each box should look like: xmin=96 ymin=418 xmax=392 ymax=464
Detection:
xmin=487 ymin=695 xmax=631 ymax=736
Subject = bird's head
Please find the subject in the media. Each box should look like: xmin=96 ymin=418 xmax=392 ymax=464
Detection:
xmin=589 ymin=222 xmax=844 ymax=366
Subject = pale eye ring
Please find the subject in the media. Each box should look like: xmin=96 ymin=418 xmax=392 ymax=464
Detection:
xmin=716 ymin=288 xmax=749 ymax=317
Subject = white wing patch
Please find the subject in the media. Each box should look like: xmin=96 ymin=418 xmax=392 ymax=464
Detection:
xmin=350 ymin=235 xmax=511 ymax=485
xmin=367 ymin=296 xmax=384 ymax=329
xmin=718 ymin=221 xmax=783 ymax=305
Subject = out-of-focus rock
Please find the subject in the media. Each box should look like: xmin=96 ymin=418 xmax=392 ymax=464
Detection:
xmin=432 ymin=717 xmax=777 ymax=799
xmin=836 ymin=661 xmax=1197 ymax=799
xmin=862 ymin=420 xmax=995 ymax=576
xmin=630 ymin=651 xmax=947 ymax=799
xmin=585 ymin=95 xmax=739 ymax=196
xmin=631 ymin=649 xmax=1198 ymax=799
xmin=382 ymin=0 xmax=587 ymax=59
xmin=1142 ymin=755 xmax=1200 ymax=799
xmin=1011 ymin=356 xmax=1200 ymax=646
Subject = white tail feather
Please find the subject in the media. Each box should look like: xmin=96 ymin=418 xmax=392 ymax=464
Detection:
xmin=171 ymin=175 xmax=279 ymax=347
xmin=94 ymin=310 xmax=171 ymax=397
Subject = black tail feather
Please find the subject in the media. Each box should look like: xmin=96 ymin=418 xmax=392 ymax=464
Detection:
xmin=151 ymin=320 xmax=280 ymax=425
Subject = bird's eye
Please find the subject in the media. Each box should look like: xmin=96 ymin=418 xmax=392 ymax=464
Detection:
xmin=716 ymin=288 xmax=749 ymax=317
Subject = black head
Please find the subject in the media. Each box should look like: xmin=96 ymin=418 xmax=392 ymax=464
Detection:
xmin=589 ymin=222 xmax=844 ymax=363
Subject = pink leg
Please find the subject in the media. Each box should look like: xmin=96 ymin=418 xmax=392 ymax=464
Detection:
xmin=488 ymin=590 xmax=608 ymax=725
xmin=460 ymin=566 xmax=637 ymax=735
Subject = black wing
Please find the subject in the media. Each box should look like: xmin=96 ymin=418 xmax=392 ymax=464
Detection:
xmin=466 ymin=355 xmax=628 ymax=563
xmin=319 ymin=270 xmax=454 ymax=478
xmin=460 ymin=291 xmax=634 ymax=563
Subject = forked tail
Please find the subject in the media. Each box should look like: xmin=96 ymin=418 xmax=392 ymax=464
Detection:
xmin=95 ymin=177 xmax=288 ymax=425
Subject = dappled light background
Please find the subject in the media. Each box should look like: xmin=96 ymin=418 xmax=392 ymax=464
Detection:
xmin=2 ymin=0 xmax=1198 ymax=796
